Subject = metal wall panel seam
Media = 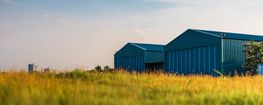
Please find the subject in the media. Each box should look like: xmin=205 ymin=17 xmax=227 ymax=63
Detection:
xmin=168 ymin=52 xmax=171 ymax=71
xmin=134 ymin=56 xmax=139 ymax=72
xmin=208 ymin=46 xmax=211 ymax=74
xmin=176 ymin=51 xmax=179 ymax=73
xmin=221 ymin=38 xmax=224 ymax=73
xmin=198 ymin=48 xmax=201 ymax=74
xmin=181 ymin=50 xmax=183 ymax=73
xmin=188 ymin=49 xmax=192 ymax=73
xmin=204 ymin=47 xmax=206 ymax=74
xmin=173 ymin=51 xmax=176 ymax=73
xmin=171 ymin=51 xmax=174 ymax=73
xmin=194 ymin=48 xmax=196 ymax=74
xmin=184 ymin=49 xmax=187 ymax=74
xmin=214 ymin=45 xmax=216 ymax=76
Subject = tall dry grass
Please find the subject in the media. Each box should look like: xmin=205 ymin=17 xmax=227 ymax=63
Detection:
xmin=0 ymin=70 xmax=263 ymax=105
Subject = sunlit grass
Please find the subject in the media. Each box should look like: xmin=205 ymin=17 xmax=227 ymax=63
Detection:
xmin=1 ymin=70 xmax=263 ymax=105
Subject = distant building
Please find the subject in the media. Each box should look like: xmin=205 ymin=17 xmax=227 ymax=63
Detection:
xmin=28 ymin=64 xmax=35 ymax=73
xmin=165 ymin=29 xmax=263 ymax=76
xmin=114 ymin=43 xmax=164 ymax=72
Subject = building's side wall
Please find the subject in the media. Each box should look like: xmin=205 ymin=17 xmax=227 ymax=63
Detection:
xmin=222 ymin=39 xmax=247 ymax=74
xmin=114 ymin=44 xmax=145 ymax=72
xmin=165 ymin=45 xmax=221 ymax=75
xmin=164 ymin=29 xmax=222 ymax=75
xmin=145 ymin=51 xmax=164 ymax=63
xmin=115 ymin=54 xmax=145 ymax=72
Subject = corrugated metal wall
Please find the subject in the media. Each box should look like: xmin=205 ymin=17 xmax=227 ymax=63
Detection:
xmin=114 ymin=55 xmax=145 ymax=72
xmin=164 ymin=29 xmax=222 ymax=75
xmin=165 ymin=45 xmax=221 ymax=75
xmin=223 ymin=39 xmax=247 ymax=74
xmin=163 ymin=29 xmax=263 ymax=75
xmin=114 ymin=43 xmax=146 ymax=72
xmin=115 ymin=43 xmax=165 ymax=72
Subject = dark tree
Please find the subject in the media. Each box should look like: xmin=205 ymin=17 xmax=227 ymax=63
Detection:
xmin=95 ymin=65 xmax=102 ymax=72
xmin=103 ymin=65 xmax=112 ymax=71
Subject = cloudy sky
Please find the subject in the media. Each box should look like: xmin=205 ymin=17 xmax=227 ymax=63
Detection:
xmin=1 ymin=0 xmax=263 ymax=70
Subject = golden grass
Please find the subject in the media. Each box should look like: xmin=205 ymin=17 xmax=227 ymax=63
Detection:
xmin=1 ymin=70 xmax=263 ymax=105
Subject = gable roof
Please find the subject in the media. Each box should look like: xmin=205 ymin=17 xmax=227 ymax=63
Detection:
xmin=130 ymin=43 xmax=164 ymax=52
xmin=191 ymin=29 xmax=263 ymax=41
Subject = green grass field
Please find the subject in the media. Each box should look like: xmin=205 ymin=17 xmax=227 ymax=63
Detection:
xmin=1 ymin=70 xmax=263 ymax=105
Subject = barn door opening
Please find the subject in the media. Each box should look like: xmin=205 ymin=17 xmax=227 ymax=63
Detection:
xmin=145 ymin=62 xmax=164 ymax=72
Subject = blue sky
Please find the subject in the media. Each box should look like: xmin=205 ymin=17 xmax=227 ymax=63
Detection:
xmin=1 ymin=0 xmax=263 ymax=70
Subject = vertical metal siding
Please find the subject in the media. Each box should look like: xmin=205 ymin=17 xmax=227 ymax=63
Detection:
xmin=179 ymin=50 xmax=182 ymax=74
xmin=169 ymin=51 xmax=172 ymax=73
xmin=213 ymin=45 xmax=217 ymax=76
xmin=175 ymin=51 xmax=178 ymax=73
xmin=115 ymin=55 xmax=145 ymax=72
xmin=136 ymin=56 xmax=138 ymax=70
xmin=172 ymin=51 xmax=174 ymax=73
xmin=115 ymin=43 xmax=152 ymax=72
xmin=185 ymin=50 xmax=188 ymax=74
xmin=169 ymin=52 xmax=171 ymax=72
xmin=182 ymin=50 xmax=185 ymax=74
xmin=190 ymin=49 xmax=193 ymax=73
xmin=204 ymin=47 xmax=207 ymax=74
xmin=173 ymin=51 xmax=176 ymax=73
xmin=164 ymin=52 xmax=168 ymax=72
xmin=198 ymin=48 xmax=200 ymax=74
xmin=201 ymin=47 xmax=205 ymax=74
xmin=115 ymin=44 xmax=164 ymax=72
xmin=208 ymin=46 xmax=211 ymax=74
xmin=223 ymin=39 xmax=247 ymax=74
xmin=166 ymin=45 xmax=221 ymax=75
xmin=164 ymin=29 xmax=222 ymax=75
xmin=193 ymin=48 xmax=196 ymax=74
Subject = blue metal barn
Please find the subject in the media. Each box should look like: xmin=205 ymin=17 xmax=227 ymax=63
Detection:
xmin=165 ymin=29 xmax=263 ymax=75
xmin=114 ymin=43 xmax=164 ymax=72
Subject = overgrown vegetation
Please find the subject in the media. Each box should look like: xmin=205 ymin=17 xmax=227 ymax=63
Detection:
xmin=244 ymin=41 xmax=263 ymax=74
xmin=1 ymin=70 xmax=263 ymax=105
xmin=93 ymin=65 xmax=114 ymax=72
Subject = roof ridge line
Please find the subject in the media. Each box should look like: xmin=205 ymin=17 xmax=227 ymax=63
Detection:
xmin=131 ymin=42 xmax=165 ymax=46
xmin=129 ymin=43 xmax=147 ymax=50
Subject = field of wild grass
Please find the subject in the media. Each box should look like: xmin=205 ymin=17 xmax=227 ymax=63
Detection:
xmin=1 ymin=70 xmax=263 ymax=105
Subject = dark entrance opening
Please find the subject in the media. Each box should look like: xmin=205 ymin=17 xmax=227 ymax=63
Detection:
xmin=145 ymin=62 xmax=164 ymax=72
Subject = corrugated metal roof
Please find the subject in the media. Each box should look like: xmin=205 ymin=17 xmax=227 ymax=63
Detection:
xmin=130 ymin=43 xmax=164 ymax=51
xmin=191 ymin=29 xmax=263 ymax=41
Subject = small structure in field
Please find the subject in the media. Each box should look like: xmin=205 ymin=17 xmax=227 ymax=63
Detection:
xmin=114 ymin=43 xmax=164 ymax=72
xmin=258 ymin=64 xmax=263 ymax=75
xmin=28 ymin=63 xmax=36 ymax=73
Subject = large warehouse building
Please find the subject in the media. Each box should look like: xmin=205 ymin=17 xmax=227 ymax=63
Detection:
xmin=165 ymin=29 xmax=263 ymax=76
xmin=114 ymin=43 xmax=164 ymax=72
